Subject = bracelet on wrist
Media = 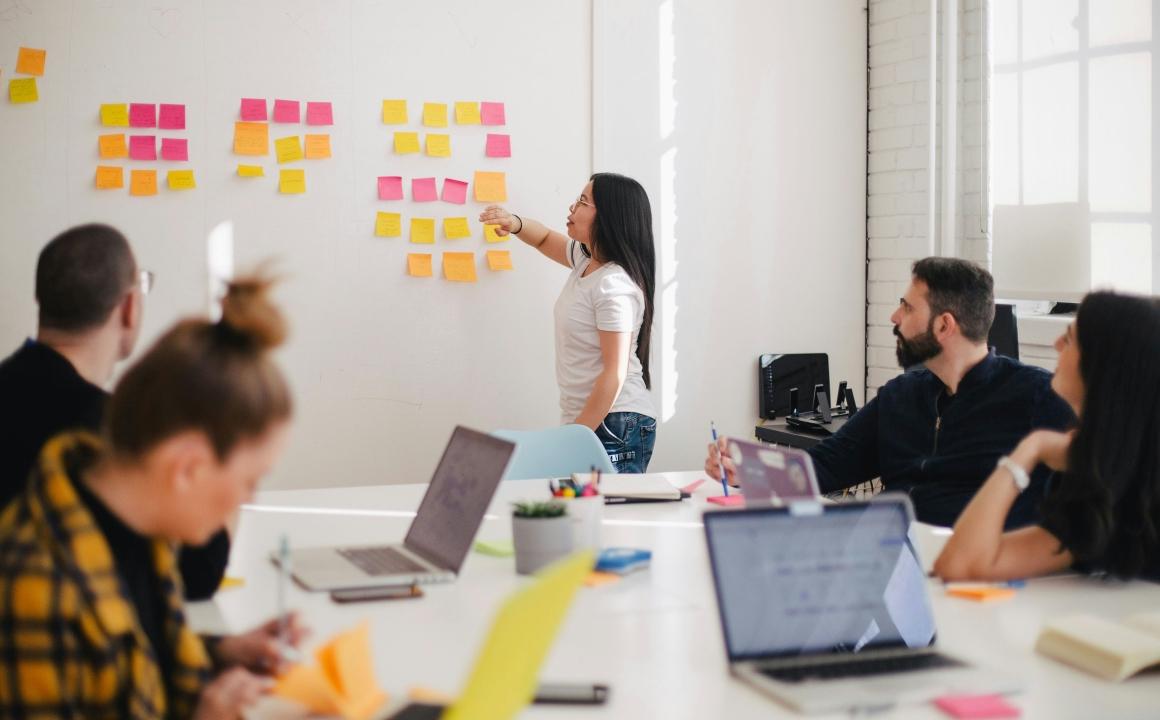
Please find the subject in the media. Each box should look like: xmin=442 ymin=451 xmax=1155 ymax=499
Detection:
xmin=997 ymin=456 xmax=1031 ymax=493
xmin=512 ymin=214 xmax=524 ymax=234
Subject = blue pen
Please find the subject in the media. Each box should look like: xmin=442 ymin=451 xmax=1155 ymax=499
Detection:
xmin=711 ymin=421 xmax=728 ymax=497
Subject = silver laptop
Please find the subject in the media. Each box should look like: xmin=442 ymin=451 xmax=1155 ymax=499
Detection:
xmin=285 ymin=426 xmax=515 ymax=591
xmin=727 ymin=439 xmax=821 ymax=506
xmin=703 ymin=496 xmax=1019 ymax=714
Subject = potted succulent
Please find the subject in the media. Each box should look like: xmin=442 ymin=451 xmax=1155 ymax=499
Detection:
xmin=511 ymin=501 xmax=573 ymax=575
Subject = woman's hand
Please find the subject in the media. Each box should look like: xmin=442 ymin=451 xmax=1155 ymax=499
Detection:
xmin=1011 ymin=430 xmax=1073 ymax=473
xmin=211 ymin=611 xmax=310 ymax=676
xmin=192 ymin=667 xmax=270 ymax=720
xmin=478 ymin=205 xmax=519 ymax=236
xmin=705 ymin=436 xmax=739 ymax=487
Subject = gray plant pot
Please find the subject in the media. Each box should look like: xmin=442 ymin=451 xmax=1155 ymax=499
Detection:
xmin=512 ymin=514 xmax=574 ymax=575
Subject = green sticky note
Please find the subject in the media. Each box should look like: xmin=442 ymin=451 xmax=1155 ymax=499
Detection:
xmin=473 ymin=539 xmax=515 ymax=558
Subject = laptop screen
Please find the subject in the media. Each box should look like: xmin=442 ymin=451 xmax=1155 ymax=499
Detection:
xmin=704 ymin=499 xmax=936 ymax=662
xmin=729 ymin=440 xmax=820 ymax=502
xmin=404 ymin=427 xmax=514 ymax=572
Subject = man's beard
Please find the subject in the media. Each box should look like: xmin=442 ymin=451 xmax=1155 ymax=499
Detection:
xmin=894 ymin=322 xmax=942 ymax=368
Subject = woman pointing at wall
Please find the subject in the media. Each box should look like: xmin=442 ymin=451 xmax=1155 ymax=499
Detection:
xmin=480 ymin=173 xmax=658 ymax=472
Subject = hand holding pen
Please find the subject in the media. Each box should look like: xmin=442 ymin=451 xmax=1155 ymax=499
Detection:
xmin=710 ymin=422 xmax=729 ymax=496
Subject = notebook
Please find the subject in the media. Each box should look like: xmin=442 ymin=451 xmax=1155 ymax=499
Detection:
xmin=588 ymin=473 xmax=682 ymax=503
xmin=1035 ymin=612 xmax=1160 ymax=681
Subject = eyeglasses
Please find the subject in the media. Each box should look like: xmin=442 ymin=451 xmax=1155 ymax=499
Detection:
xmin=569 ymin=196 xmax=594 ymax=212
xmin=139 ymin=269 xmax=155 ymax=296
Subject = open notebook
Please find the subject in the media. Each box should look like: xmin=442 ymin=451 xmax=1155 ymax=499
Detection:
xmin=577 ymin=472 xmax=683 ymax=503
xmin=1035 ymin=611 xmax=1160 ymax=681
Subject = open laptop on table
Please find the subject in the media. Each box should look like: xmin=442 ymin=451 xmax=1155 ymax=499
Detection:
xmin=727 ymin=439 xmax=821 ymax=506
xmin=703 ymin=496 xmax=1018 ymax=714
xmin=284 ymin=426 xmax=515 ymax=591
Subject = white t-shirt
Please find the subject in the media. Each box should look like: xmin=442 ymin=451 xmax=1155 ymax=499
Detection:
xmin=554 ymin=240 xmax=655 ymax=424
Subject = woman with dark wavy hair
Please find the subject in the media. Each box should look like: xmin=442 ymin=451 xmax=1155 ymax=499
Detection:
xmin=935 ymin=291 xmax=1160 ymax=582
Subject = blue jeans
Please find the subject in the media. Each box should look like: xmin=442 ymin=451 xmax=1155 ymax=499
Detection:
xmin=595 ymin=412 xmax=657 ymax=473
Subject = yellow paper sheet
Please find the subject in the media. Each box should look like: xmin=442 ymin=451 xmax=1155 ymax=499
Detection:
xmin=454 ymin=101 xmax=481 ymax=125
xmin=473 ymin=171 xmax=507 ymax=202
xmin=486 ymin=250 xmax=513 ymax=271
xmin=100 ymin=103 xmax=129 ymax=127
xmin=381 ymin=99 xmax=408 ymax=124
xmin=98 ymin=134 xmax=128 ymax=159
xmin=394 ymin=131 xmax=420 ymax=154
xmin=375 ymin=212 xmax=402 ymax=238
xmin=275 ymin=135 xmax=304 ymax=163
xmin=167 ymin=170 xmax=196 ymax=190
xmin=272 ymin=664 xmax=340 ymax=716
xmin=425 ymin=133 xmax=451 ymax=158
xmin=279 ymin=169 xmax=306 ymax=194
xmin=422 ymin=101 xmax=448 ymax=127
xmin=130 ymin=169 xmax=157 ymax=196
xmin=319 ymin=622 xmax=385 ymax=710
xmin=442 ymin=252 xmax=477 ymax=282
xmin=304 ymin=133 xmax=331 ymax=159
xmin=443 ymin=217 xmax=471 ymax=239
xmin=484 ymin=224 xmax=508 ymax=243
xmin=410 ymin=218 xmax=435 ymax=244
xmin=95 ymin=165 xmax=123 ymax=190
xmin=234 ymin=121 xmax=269 ymax=155
xmin=408 ymin=253 xmax=433 ymax=277
xmin=237 ymin=164 xmax=264 ymax=177
xmin=16 ymin=47 xmax=47 ymax=76
xmin=9 ymin=78 xmax=38 ymax=104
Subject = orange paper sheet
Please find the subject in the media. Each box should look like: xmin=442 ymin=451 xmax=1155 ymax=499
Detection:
xmin=233 ymin=121 xmax=269 ymax=155
xmin=98 ymin=134 xmax=128 ymax=159
xmin=443 ymin=252 xmax=477 ymax=282
xmin=486 ymin=250 xmax=513 ymax=271
xmin=408 ymin=253 xmax=433 ymax=277
xmin=16 ymin=47 xmax=46 ymax=76
xmin=95 ymin=165 xmax=124 ymax=189
xmin=129 ymin=169 xmax=157 ymax=196
xmin=273 ymin=622 xmax=387 ymax=720
xmin=304 ymin=133 xmax=331 ymax=159
xmin=473 ymin=171 xmax=507 ymax=202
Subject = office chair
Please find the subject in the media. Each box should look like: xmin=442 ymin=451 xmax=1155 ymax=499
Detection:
xmin=988 ymin=303 xmax=1020 ymax=360
xmin=492 ymin=424 xmax=615 ymax=480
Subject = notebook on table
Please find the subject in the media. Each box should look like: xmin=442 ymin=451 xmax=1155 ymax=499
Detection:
xmin=593 ymin=473 xmax=683 ymax=503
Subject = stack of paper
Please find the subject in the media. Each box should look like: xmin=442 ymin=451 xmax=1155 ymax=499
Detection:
xmin=272 ymin=621 xmax=388 ymax=719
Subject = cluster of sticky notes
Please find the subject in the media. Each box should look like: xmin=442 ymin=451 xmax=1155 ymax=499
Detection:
xmin=96 ymin=101 xmax=193 ymax=194
xmin=234 ymin=98 xmax=334 ymax=193
xmin=383 ymin=100 xmax=509 ymax=159
xmin=404 ymin=251 xmax=513 ymax=282
xmin=8 ymin=47 xmax=46 ymax=104
xmin=272 ymin=621 xmax=388 ymax=720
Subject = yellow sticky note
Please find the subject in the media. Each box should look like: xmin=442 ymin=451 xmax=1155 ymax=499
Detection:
xmin=374 ymin=212 xmax=401 ymax=238
xmin=130 ymin=169 xmax=157 ymax=196
xmin=98 ymin=134 xmax=128 ymax=159
xmin=95 ymin=165 xmax=124 ymax=190
xmin=422 ymin=102 xmax=448 ymax=127
xmin=473 ymin=171 xmax=507 ymax=202
xmin=583 ymin=570 xmax=621 ymax=587
xmin=100 ymin=103 xmax=129 ymax=126
xmin=381 ymin=99 xmax=408 ymax=124
xmin=394 ymin=132 xmax=420 ymax=154
xmin=425 ymin=133 xmax=451 ymax=158
xmin=234 ymin=121 xmax=269 ymax=155
xmin=237 ymin=164 xmax=264 ymax=177
xmin=275 ymin=135 xmax=304 ymax=163
xmin=167 ymin=170 xmax=196 ymax=190
xmin=16 ymin=47 xmax=47 ymax=76
xmin=304 ymin=133 xmax=331 ymax=159
xmin=218 ymin=576 xmax=245 ymax=590
xmin=454 ymin=101 xmax=481 ymax=125
xmin=442 ymin=252 xmax=477 ymax=283
xmin=9 ymin=77 xmax=38 ymax=104
xmin=279 ymin=169 xmax=306 ymax=194
xmin=410 ymin=218 xmax=435 ymax=244
xmin=408 ymin=253 xmax=433 ymax=277
xmin=484 ymin=224 xmax=508 ymax=243
xmin=486 ymin=250 xmax=513 ymax=271
xmin=946 ymin=585 xmax=1017 ymax=603
xmin=443 ymin=217 xmax=471 ymax=239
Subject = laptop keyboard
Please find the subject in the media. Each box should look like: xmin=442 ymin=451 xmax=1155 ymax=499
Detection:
xmin=338 ymin=547 xmax=429 ymax=576
xmin=759 ymin=652 xmax=963 ymax=683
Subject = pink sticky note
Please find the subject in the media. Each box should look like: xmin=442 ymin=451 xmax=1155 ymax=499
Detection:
xmin=129 ymin=103 xmax=157 ymax=128
xmin=160 ymin=138 xmax=188 ymax=161
xmin=480 ymin=101 xmax=506 ymax=125
xmin=240 ymin=98 xmax=267 ymax=121
xmin=485 ymin=133 xmax=511 ymax=158
xmin=707 ymin=495 xmax=745 ymax=507
xmin=272 ymin=99 xmax=300 ymax=123
xmin=129 ymin=135 xmax=157 ymax=161
xmin=680 ymin=478 xmax=706 ymax=495
xmin=441 ymin=178 xmax=468 ymax=204
xmin=934 ymin=695 xmax=1021 ymax=719
xmin=305 ymin=101 xmax=333 ymax=126
xmin=377 ymin=176 xmax=403 ymax=201
xmin=412 ymin=177 xmax=438 ymax=202
xmin=158 ymin=103 xmax=186 ymax=130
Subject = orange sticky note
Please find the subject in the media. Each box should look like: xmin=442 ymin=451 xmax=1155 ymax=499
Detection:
xmin=273 ymin=664 xmax=340 ymax=715
xmin=275 ymin=135 xmax=303 ymax=163
xmin=279 ymin=169 xmax=305 ymax=194
xmin=130 ymin=169 xmax=157 ymax=196
xmin=374 ymin=212 xmax=401 ymax=238
xmin=484 ymin=224 xmax=507 ymax=243
xmin=304 ymin=133 xmax=331 ymax=159
xmin=410 ymin=218 xmax=435 ymax=244
xmin=408 ymin=253 xmax=433 ymax=277
xmin=16 ymin=47 xmax=46 ymax=76
xmin=167 ymin=170 xmax=196 ymax=190
xmin=454 ymin=101 xmax=481 ymax=125
xmin=422 ymin=102 xmax=448 ymax=127
xmin=425 ymin=133 xmax=451 ymax=158
xmin=945 ymin=586 xmax=1016 ymax=603
xmin=394 ymin=132 xmax=420 ymax=154
xmin=381 ymin=99 xmax=407 ymax=124
xmin=100 ymin=103 xmax=129 ymax=127
xmin=473 ymin=171 xmax=507 ymax=202
xmin=584 ymin=571 xmax=621 ymax=588
xmin=98 ymin=134 xmax=128 ymax=159
xmin=443 ymin=217 xmax=470 ymax=239
xmin=95 ymin=165 xmax=124 ymax=190
xmin=443 ymin=252 xmax=477 ymax=283
xmin=237 ymin=164 xmax=264 ymax=177
xmin=486 ymin=250 xmax=513 ymax=271
xmin=233 ymin=121 xmax=269 ymax=155
xmin=9 ymin=77 xmax=38 ymax=103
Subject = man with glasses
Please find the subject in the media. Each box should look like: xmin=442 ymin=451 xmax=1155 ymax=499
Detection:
xmin=0 ymin=223 xmax=230 ymax=599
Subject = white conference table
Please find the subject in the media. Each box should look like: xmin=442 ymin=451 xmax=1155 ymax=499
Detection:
xmin=188 ymin=471 xmax=1160 ymax=719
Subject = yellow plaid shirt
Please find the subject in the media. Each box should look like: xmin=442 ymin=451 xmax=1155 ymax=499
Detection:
xmin=0 ymin=432 xmax=212 ymax=719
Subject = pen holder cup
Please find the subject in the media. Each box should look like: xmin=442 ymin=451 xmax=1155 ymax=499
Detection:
xmin=567 ymin=495 xmax=603 ymax=552
xmin=512 ymin=514 xmax=574 ymax=575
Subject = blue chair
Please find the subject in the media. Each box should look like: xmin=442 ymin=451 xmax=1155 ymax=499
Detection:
xmin=493 ymin=424 xmax=615 ymax=480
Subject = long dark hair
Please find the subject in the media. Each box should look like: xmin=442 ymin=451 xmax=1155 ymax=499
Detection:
xmin=1040 ymin=292 xmax=1160 ymax=578
xmin=588 ymin=173 xmax=656 ymax=389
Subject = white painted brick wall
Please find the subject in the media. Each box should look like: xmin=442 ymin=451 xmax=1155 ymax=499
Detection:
xmin=866 ymin=0 xmax=989 ymax=399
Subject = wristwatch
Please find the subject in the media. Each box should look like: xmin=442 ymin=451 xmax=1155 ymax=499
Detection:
xmin=997 ymin=456 xmax=1030 ymax=492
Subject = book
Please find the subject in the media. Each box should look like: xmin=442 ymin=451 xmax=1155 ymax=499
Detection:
xmin=581 ymin=472 xmax=682 ymax=502
xmin=1034 ymin=611 xmax=1160 ymax=681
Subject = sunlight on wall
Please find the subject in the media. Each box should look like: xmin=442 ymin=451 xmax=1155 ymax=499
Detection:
xmin=206 ymin=220 xmax=234 ymax=321
xmin=659 ymin=0 xmax=679 ymax=422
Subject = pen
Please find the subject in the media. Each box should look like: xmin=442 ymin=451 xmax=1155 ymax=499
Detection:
xmin=711 ymin=421 xmax=728 ymax=497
